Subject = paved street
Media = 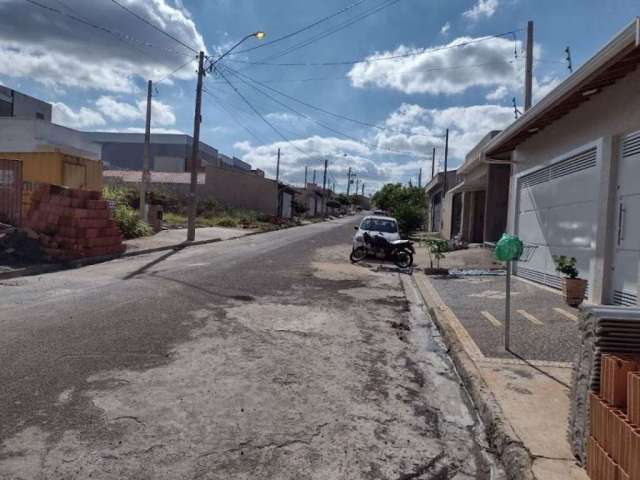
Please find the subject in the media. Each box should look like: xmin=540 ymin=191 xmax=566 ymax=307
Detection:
xmin=0 ymin=218 xmax=503 ymax=479
xmin=430 ymin=274 xmax=580 ymax=362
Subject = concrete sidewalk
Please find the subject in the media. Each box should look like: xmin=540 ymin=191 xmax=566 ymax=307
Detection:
xmin=124 ymin=226 xmax=258 ymax=253
xmin=414 ymin=271 xmax=588 ymax=480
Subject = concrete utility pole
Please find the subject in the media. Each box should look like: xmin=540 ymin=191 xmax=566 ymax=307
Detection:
xmin=140 ymin=79 xmax=152 ymax=223
xmin=524 ymin=20 xmax=534 ymax=111
xmin=321 ymin=159 xmax=328 ymax=217
xmin=361 ymin=183 xmax=364 ymax=196
xmin=418 ymin=168 xmax=422 ymax=188
xmin=431 ymin=147 xmax=436 ymax=179
xmin=443 ymin=128 xmax=449 ymax=196
xmin=312 ymin=169 xmax=316 ymax=185
xmin=346 ymin=167 xmax=352 ymax=197
xmin=355 ymin=177 xmax=359 ymax=199
xmin=187 ymin=51 xmax=205 ymax=242
xmin=275 ymin=148 xmax=281 ymax=216
xmin=304 ymin=166 xmax=308 ymax=187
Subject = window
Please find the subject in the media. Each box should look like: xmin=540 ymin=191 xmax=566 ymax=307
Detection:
xmin=36 ymin=112 xmax=45 ymax=120
xmin=360 ymin=218 xmax=398 ymax=233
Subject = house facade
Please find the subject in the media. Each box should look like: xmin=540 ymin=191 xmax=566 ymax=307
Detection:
xmin=424 ymin=170 xmax=459 ymax=235
xmin=482 ymin=18 xmax=640 ymax=306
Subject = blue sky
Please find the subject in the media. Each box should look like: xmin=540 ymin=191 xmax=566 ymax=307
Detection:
xmin=0 ymin=0 xmax=638 ymax=192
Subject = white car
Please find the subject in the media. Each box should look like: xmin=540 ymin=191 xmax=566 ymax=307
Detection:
xmin=353 ymin=215 xmax=401 ymax=249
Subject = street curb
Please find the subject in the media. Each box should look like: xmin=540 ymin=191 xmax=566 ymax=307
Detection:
xmin=411 ymin=272 xmax=535 ymax=480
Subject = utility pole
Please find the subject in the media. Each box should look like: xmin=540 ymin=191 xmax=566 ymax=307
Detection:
xmin=431 ymin=147 xmax=436 ymax=179
xmin=355 ymin=177 xmax=359 ymax=199
xmin=275 ymin=148 xmax=281 ymax=217
xmin=418 ymin=168 xmax=422 ymax=188
xmin=361 ymin=183 xmax=365 ymax=196
xmin=187 ymin=51 xmax=205 ymax=242
xmin=312 ymin=169 xmax=316 ymax=185
xmin=443 ymin=128 xmax=449 ymax=196
xmin=524 ymin=20 xmax=534 ymax=111
xmin=565 ymin=46 xmax=573 ymax=74
xmin=304 ymin=166 xmax=308 ymax=188
xmin=140 ymin=79 xmax=152 ymax=223
xmin=346 ymin=167 xmax=352 ymax=197
xmin=321 ymin=159 xmax=328 ymax=217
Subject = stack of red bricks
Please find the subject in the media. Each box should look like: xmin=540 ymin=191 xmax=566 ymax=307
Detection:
xmin=588 ymin=354 xmax=640 ymax=480
xmin=23 ymin=184 xmax=125 ymax=260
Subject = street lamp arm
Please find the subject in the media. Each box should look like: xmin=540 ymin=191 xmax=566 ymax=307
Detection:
xmin=209 ymin=32 xmax=265 ymax=67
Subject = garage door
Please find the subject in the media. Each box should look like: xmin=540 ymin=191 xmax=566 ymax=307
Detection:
xmin=610 ymin=131 xmax=640 ymax=306
xmin=515 ymin=147 xmax=599 ymax=296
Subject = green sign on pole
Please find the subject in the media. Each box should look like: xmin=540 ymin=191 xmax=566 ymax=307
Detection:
xmin=495 ymin=233 xmax=523 ymax=352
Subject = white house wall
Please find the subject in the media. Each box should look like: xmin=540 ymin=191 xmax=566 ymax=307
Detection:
xmin=507 ymin=67 xmax=640 ymax=303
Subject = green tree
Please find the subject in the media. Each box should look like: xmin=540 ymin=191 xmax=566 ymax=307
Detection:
xmin=372 ymin=184 xmax=426 ymax=235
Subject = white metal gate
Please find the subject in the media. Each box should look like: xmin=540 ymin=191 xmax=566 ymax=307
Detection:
xmin=610 ymin=131 xmax=640 ymax=306
xmin=515 ymin=147 xmax=599 ymax=295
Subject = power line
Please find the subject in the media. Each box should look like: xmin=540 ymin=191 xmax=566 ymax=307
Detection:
xmin=203 ymin=88 xmax=268 ymax=145
xmin=226 ymin=28 xmax=524 ymax=67
xmin=233 ymin=0 xmax=368 ymax=55
xmin=109 ymin=0 xmax=198 ymax=54
xmin=213 ymin=67 xmax=308 ymax=155
xmin=153 ymin=57 xmax=196 ymax=85
xmin=24 ymin=0 xmax=188 ymax=60
xmin=218 ymin=64 xmax=431 ymax=159
xmin=255 ymin=0 xmax=401 ymax=64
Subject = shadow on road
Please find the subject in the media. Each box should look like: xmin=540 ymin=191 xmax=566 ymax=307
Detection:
xmin=506 ymin=349 xmax=571 ymax=389
xmin=123 ymin=247 xmax=184 ymax=280
xmin=148 ymin=272 xmax=255 ymax=303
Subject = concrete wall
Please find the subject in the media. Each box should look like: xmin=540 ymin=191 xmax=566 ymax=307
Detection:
xmin=204 ymin=165 xmax=278 ymax=216
xmin=484 ymin=164 xmax=510 ymax=242
xmin=506 ymin=66 xmax=640 ymax=303
xmin=0 ymin=118 xmax=100 ymax=159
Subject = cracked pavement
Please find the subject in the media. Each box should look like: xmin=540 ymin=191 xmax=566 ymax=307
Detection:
xmin=0 ymin=218 xmax=504 ymax=479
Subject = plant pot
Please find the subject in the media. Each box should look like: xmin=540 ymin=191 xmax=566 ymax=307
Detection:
xmin=424 ymin=267 xmax=450 ymax=276
xmin=563 ymin=277 xmax=587 ymax=307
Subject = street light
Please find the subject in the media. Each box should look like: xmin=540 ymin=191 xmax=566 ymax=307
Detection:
xmin=187 ymin=30 xmax=266 ymax=242
xmin=208 ymin=31 xmax=266 ymax=68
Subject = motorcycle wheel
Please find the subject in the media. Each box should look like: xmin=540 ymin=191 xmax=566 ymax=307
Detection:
xmin=394 ymin=250 xmax=413 ymax=268
xmin=350 ymin=247 xmax=367 ymax=263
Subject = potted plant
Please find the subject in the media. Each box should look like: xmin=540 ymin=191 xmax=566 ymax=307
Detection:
xmin=553 ymin=255 xmax=587 ymax=307
xmin=423 ymin=238 xmax=449 ymax=275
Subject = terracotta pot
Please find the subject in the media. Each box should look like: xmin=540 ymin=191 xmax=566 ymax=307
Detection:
xmin=563 ymin=277 xmax=587 ymax=307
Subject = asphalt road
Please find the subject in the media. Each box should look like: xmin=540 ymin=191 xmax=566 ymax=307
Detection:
xmin=0 ymin=218 xmax=503 ymax=479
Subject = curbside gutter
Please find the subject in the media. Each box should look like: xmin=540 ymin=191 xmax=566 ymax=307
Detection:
xmin=411 ymin=272 xmax=535 ymax=480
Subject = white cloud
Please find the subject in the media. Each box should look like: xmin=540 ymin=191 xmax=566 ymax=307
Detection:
xmin=376 ymin=103 xmax=515 ymax=166
xmin=0 ymin=0 xmax=205 ymax=93
xmin=462 ymin=0 xmax=499 ymax=21
xmin=486 ymin=85 xmax=509 ymax=101
xmin=51 ymin=102 xmax=106 ymax=129
xmin=95 ymin=96 xmax=176 ymax=126
xmin=348 ymin=36 xmax=521 ymax=95
xmin=440 ymin=22 xmax=451 ymax=36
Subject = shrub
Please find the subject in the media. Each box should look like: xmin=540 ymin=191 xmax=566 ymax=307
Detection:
xmin=393 ymin=203 xmax=425 ymax=235
xmin=112 ymin=204 xmax=152 ymax=239
xmin=214 ymin=217 xmax=238 ymax=228
xmin=554 ymin=255 xmax=579 ymax=279
xmin=423 ymin=238 xmax=448 ymax=268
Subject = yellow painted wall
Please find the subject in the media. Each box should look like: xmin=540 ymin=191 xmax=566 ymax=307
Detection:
xmin=0 ymin=152 xmax=103 ymax=191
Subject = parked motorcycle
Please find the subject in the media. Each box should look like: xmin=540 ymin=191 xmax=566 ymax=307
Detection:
xmin=349 ymin=232 xmax=414 ymax=268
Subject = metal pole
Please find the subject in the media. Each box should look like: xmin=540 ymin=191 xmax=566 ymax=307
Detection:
xmin=346 ymin=167 xmax=351 ymax=197
xmin=304 ymin=166 xmax=308 ymax=188
xmin=524 ymin=20 xmax=534 ymax=111
xmin=140 ymin=79 xmax=152 ymax=223
xmin=355 ymin=177 xmax=359 ymax=200
xmin=505 ymin=260 xmax=511 ymax=351
xmin=312 ymin=169 xmax=316 ymax=184
xmin=361 ymin=183 xmax=364 ymax=196
xmin=187 ymin=51 xmax=204 ymax=242
xmin=443 ymin=129 xmax=449 ymax=195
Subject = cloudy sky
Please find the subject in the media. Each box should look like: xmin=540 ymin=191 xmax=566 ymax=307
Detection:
xmin=0 ymin=0 xmax=637 ymax=192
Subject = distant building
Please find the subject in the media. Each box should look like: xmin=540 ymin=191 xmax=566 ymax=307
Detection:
xmin=424 ymin=170 xmax=459 ymax=234
xmin=84 ymin=132 xmax=219 ymax=172
xmin=0 ymin=86 xmax=51 ymax=121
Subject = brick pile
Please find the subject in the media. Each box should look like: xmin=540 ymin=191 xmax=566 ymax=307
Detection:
xmin=588 ymin=354 xmax=640 ymax=480
xmin=23 ymin=184 xmax=125 ymax=260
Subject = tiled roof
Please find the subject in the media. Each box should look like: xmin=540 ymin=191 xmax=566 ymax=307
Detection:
xmin=103 ymin=170 xmax=205 ymax=185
